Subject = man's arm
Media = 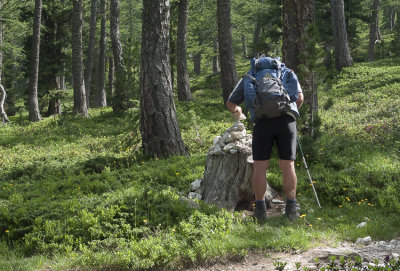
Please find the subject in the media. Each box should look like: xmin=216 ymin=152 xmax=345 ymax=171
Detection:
xmin=226 ymin=100 xmax=243 ymax=121
xmin=296 ymin=82 xmax=304 ymax=109
xmin=296 ymin=92 xmax=304 ymax=109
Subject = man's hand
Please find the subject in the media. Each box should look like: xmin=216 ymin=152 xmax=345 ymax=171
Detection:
xmin=226 ymin=100 xmax=246 ymax=121
xmin=230 ymin=107 xmax=242 ymax=121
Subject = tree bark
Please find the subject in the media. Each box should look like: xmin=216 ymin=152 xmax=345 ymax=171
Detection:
xmin=84 ymin=0 xmax=98 ymax=108
xmin=213 ymin=39 xmax=219 ymax=74
xmin=72 ymin=0 xmax=88 ymax=117
xmin=202 ymin=152 xmax=254 ymax=211
xmin=96 ymin=0 xmax=107 ymax=107
xmin=108 ymin=56 xmax=114 ymax=103
xmin=330 ymin=0 xmax=353 ymax=70
xmin=177 ymin=0 xmax=192 ymax=101
xmin=252 ymin=12 xmax=262 ymax=58
xmin=28 ymin=0 xmax=42 ymax=122
xmin=0 ymin=85 xmax=8 ymax=124
xmin=217 ymin=0 xmax=238 ymax=105
xmin=193 ymin=41 xmax=202 ymax=75
xmin=241 ymin=33 xmax=248 ymax=58
xmin=368 ymin=0 xmax=380 ymax=62
xmin=282 ymin=0 xmax=315 ymax=75
xmin=110 ymin=0 xmax=126 ymax=112
xmin=0 ymin=0 xmax=8 ymax=124
xmin=140 ymin=0 xmax=188 ymax=158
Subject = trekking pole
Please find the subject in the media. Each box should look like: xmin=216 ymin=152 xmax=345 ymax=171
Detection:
xmin=296 ymin=136 xmax=322 ymax=209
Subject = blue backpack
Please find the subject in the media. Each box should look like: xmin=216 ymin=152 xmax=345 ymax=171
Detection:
xmin=243 ymin=56 xmax=300 ymax=122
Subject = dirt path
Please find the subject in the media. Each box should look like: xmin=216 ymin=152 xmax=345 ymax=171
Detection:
xmin=190 ymin=238 xmax=400 ymax=271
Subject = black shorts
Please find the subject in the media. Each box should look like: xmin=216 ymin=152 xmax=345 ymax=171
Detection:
xmin=252 ymin=114 xmax=297 ymax=161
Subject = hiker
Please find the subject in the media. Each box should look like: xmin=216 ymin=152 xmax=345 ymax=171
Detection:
xmin=226 ymin=56 xmax=304 ymax=222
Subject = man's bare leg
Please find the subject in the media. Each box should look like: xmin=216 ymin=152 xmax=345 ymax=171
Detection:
xmin=279 ymin=159 xmax=297 ymax=200
xmin=279 ymin=159 xmax=299 ymax=220
xmin=252 ymin=160 xmax=269 ymax=223
xmin=253 ymin=160 xmax=270 ymax=200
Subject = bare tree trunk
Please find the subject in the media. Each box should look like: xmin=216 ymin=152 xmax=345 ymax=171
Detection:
xmin=368 ymin=0 xmax=380 ymax=61
xmin=0 ymin=0 xmax=7 ymax=124
xmin=72 ymin=0 xmax=88 ymax=117
xmin=0 ymin=84 xmax=8 ymax=123
xmin=252 ymin=14 xmax=262 ymax=58
xmin=140 ymin=0 xmax=188 ymax=158
xmin=177 ymin=0 xmax=192 ymax=101
xmin=241 ymin=33 xmax=248 ymax=58
xmin=330 ymin=0 xmax=353 ymax=70
xmin=193 ymin=41 xmax=202 ymax=75
xmin=110 ymin=0 xmax=126 ymax=112
xmin=217 ymin=0 xmax=238 ymax=105
xmin=28 ymin=0 xmax=42 ymax=122
xmin=108 ymin=56 xmax=114 ymax=103
xmin=212 ymin=39 xmax=219 ymax=74
xmin=282 ymin=0 xmax=315 ymax=75
xmin=96 ymin=0 xmax=107 ymax=107
xmin=84 ymin=0 xmax=98 ymax=108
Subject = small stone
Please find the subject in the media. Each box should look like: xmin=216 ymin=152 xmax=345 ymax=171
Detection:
xmin=230 ymin=149 xmax=238 ymax=154
xmin=212 ymin=136 xmax=221 ymax=146
xmin=391 ymin=253 xmax=399 ymax=259
xmin=188 ymin=192 xmax=202 ymax=200
xmin=190 ymin=179 xmax=202 ymax=191
xmin=357 ymin=222 xmax=367 ymax=228
xmin=223 ymin=143 xmax=236 ymax=152
xmin=356 ymin=236 xmax=372 ymax=246
xmin=307 ymin=265 xmax=317 ymax=271
xmin=225 ymin=134 xmax=235 ymax=143
xmin=272 ymin=199 xmax=285 ymax=204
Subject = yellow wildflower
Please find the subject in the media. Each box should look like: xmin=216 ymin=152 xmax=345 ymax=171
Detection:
xmin=317 ymin=218 xmax=321 ymax=221
xmin=5 ymin=230 xmax=9 ymax=233
xmin=300 ymin=214 xmax=306 ymax=218
xmin=339 ymin=205 xmax=343 ymax=208
xmin=343 ymin=188 xmax=347 ymax=191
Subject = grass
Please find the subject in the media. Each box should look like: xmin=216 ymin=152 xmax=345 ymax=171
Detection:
xmin=0 ymin=57 xmax=400 ymax=270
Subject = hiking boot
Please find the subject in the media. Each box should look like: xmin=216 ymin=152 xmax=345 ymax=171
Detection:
xmin=252 ymin=204 xmax=267 ymax=224
xmin=285 ymin=203 xmax=300 ymax=222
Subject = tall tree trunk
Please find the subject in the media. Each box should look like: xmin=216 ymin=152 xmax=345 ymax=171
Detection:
xmin=110 ymin=0 xmax=126 ymax=112
xmin=28 ymin=0 xmax=42 ymax=122
xmin=252 ymin=13 xmax=262 ymax=58
xmin=72 ymin=0 xmax=88 ymax=117
xmin=193 ymin=41 xmax=202 ymax=75
xmin=140 ymin=0 xmax=188 ymax=158
xmin=177 ymin=0 xmax=192 ymax=101
xmin=0 ymin=0 xmax=8 ymax=124
xmin=241 ymin=33 xmax=248 ymax=58
xmin=84 ymin=0 xmax=98 ymax=108
xmin=213 ymin=39 xmax=220 ymax=74
xmin=108 ymin=56 xmax=114 ymax=103
xmin=368 ymin=0 xmax=380 ymax=61
xmin=282 ymin=0 xmax=315 ymax=76
xmin=96 ymin=0 xmax=107 ymax=107
xmin=217 ymin=0 xmax=238 ymax=105
xmin=330 ymin=0 xmax=353 ymax=70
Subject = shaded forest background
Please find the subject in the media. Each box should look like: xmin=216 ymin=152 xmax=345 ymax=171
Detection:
xmin=1 ymin=0 xmax=399 ymax=138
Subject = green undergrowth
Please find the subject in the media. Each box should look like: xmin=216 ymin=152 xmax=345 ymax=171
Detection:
xmin=1 ymin=58 xmax=400 ymax=270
